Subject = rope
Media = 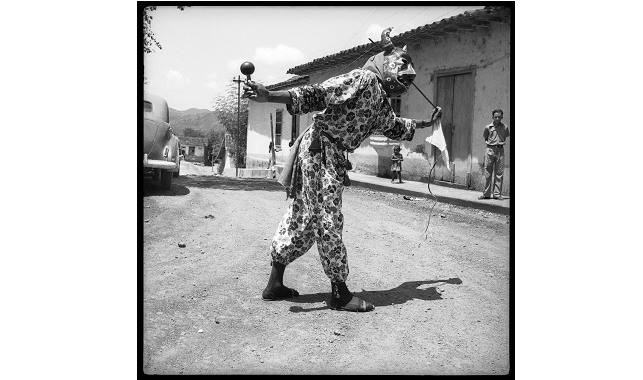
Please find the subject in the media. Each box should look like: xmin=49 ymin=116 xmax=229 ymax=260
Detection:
xmin=423 ymin=152 xmax=442 ymax=239
xmin=320 ymin=34 xmax=443 ymax=239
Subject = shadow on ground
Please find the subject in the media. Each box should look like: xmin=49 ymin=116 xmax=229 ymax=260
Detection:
xmin=142 ymin=175 xmax=284 ymax=197
xmin=142 ymin=177 xmax=191 ymax=197
xmin=176 ymin=175 xmax=284 ymax=192
xmin=284 ymin=278 xmax=463 ymax=313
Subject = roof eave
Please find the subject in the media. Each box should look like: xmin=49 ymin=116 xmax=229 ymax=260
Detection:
xmin=286 ymin=6 xmax=511 ymax=76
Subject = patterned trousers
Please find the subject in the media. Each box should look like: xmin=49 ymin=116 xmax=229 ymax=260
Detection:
xmin=482 ymin=145 xmax=505 ymax=198
xmin=270 ymin=129 xmax=349 ymax=282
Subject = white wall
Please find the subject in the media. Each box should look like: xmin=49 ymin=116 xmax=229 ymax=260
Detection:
xmin=246 ymin=102 xmax=298 ymax=164
xmin=245 ymin=21 xmax=511 ymax=192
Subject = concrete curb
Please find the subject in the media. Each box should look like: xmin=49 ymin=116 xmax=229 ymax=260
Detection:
xmin=349 ymin=178 xmax=510 ymax=216
xmin=223 ymin=165 xmax=510 ymax=215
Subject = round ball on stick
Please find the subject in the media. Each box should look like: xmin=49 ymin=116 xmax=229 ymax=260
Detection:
xmin=240 ymin=61 xmax=255 ymax=80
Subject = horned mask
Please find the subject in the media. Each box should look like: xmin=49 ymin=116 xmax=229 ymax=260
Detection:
xmin=378 ymin=27 xmax=417 ymax=97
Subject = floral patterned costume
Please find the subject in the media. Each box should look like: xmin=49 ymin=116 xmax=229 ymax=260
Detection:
xmin=270 ymin=69 xmax=418 ymax=282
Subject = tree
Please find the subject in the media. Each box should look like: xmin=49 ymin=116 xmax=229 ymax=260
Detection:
xmin=143 ymin=6 xmax=187 ymax=84
xmin=182 ymin=127 xmax=205 ymax=138
xmin=206 ymin=129 xmax=226 ymax=163
xmin=143 ymin=6 xmax=187 ymax=54
xmin=211 ymin=82 xmax=249 ymax=168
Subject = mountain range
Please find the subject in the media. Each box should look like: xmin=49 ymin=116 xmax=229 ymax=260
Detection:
xmin=169 ymin=108 xmax=224 ymax=137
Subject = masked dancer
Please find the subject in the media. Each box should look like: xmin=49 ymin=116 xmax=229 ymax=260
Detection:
xmin=244 ymin=27 xmax=442 ymax=312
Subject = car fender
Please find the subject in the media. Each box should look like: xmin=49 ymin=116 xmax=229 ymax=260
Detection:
xmin=169 ymin=135 xmax=181 ymax=172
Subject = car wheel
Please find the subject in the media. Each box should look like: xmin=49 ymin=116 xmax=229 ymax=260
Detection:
xmin=161 ymin=169 xmax=172 ymax=190
xmin=173 ymin=157 xmax=180 ymax=178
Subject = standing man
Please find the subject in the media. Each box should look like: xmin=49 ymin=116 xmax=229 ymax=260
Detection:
xmin=479 ymin=109 xmax=510 ymax=200
xmin=243 ymin=27 xmax=442 ymax=312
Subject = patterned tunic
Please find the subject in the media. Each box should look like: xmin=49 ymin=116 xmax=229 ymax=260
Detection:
xmin=287 ymin=69 xmax=416 ymax=151
xmin=270 ymin=69 xmax=417 ymax=282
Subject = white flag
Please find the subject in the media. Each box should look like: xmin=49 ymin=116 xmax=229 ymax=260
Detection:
xmin=425 ymin=119 xmax=450 ymax=171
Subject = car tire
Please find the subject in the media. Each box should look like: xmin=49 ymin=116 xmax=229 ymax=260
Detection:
xmin=161 ymin=169 xmax=172 ymax=190
xmin=173 ymin=157 xmax=180 ymax=178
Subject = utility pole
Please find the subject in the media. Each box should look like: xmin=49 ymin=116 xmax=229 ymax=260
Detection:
xmin=232 ymin=75 xmax=243 ymax=177
xmin=232 ymin=62 xmax=254 ymax=178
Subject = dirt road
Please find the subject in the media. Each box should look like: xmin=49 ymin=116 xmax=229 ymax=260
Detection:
xmin=142 ymin=161 xmax=511 ymax=375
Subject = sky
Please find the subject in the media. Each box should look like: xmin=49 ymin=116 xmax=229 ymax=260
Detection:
xmin=143 ymin=5 xmax=485 ymax=111
xmin=4 ymin=2 xmax=643 ymax=378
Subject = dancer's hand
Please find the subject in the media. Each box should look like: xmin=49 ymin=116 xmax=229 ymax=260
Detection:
xmin=431 ymin=106 xmax=442 ymax=121
xmin=243 ymin=80 xmax=270 ymax=102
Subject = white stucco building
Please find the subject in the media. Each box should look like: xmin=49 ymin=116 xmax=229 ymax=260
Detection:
xmin=178 ymin=136 xmax=208 ymax=162
xmin=245 ymin=6 xmax=512 ymax=194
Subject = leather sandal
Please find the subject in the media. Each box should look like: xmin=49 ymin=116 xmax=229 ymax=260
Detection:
xmin=261 ymin=286 xmax=299 ymax=301
xmin=328 ymin=296 xmax=374 ymax=312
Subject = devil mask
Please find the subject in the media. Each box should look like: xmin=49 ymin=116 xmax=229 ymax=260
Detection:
xmin=363 ymin=27 xmax=416 ymax=97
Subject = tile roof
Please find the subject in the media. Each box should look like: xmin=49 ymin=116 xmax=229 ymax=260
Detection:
xmin=286 ymin=6 xmax=512 ymax=76
xmin=266 ymin=75 xmax=310 ymax=90
xmin=177 ymin=136 xmax=208 ymax=146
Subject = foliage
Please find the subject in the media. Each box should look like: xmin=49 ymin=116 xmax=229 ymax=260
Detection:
xmin=207 ymin=129 xmax=226 ymax=155
xmin=169 ymin=108 xmax=223 ymax=137
xmin=211 ymin=82 xmax=249 ymax=167
xmin=143 ymin=6 xmax=187 ymax=54
xmin=143 ymin=6 xmax=187 ymax=84
xmin=182 ymin=127 xmax=205 ymax=138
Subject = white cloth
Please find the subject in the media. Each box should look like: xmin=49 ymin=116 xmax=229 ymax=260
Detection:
xmin=425 ymin=119 xmax=450 ymax=171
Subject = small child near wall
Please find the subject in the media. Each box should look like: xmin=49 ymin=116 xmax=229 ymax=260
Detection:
xmin=390 ymin=145 xmax=404 ymax=184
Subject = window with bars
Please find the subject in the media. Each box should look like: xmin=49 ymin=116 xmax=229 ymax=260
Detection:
xmin=275 ymin=109 xmax=283 ymax=147
xmin=390 ymin=96 xmax=402 ymax=115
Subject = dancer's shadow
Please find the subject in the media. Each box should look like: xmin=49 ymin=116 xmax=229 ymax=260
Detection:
xmin=287 ymin=278 xmax=462 ymax=313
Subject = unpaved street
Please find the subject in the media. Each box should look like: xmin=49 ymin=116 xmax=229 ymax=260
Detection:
xmin=142 ymin=161 xmax=511 ymax=375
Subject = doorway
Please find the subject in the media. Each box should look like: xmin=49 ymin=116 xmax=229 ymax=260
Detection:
xmin=433 ymin=71 xmax=474 ymax=187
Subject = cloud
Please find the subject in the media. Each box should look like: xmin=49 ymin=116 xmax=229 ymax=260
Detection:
xmin=165 ymin=69 xmax=189 ymax=84
xmin=263 ymin=73 xmax=293 ymax=86
xmin=253 ymin=44 xmax=306 ymax=66
xmin=223 ymin=46 xmax=305 ymax=87
xmin=202 ymin=72 xmax=220 ymax=90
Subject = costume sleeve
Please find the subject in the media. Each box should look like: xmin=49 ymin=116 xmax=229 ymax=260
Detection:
xmin=286 ymin=83 xmax=327 ymax=115
xmin=381 ymin=116 xmax=416 ymax=141
xmin=286 ymin=70 xmax=375 ymax=115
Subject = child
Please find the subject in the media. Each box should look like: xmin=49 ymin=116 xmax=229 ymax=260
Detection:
xmin=390 ymin=145 xmax=404 ymax=183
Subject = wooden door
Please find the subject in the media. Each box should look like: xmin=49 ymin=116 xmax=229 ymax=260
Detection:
xmin=433 ymin=72 xmax=474 ymax=187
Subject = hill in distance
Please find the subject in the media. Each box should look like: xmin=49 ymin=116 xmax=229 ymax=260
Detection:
xmin=169 ymin=108 xmax=224 ymax=136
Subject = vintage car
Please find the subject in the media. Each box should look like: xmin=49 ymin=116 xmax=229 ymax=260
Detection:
xmin=143 ymin=92 xmax=181 ymax=189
